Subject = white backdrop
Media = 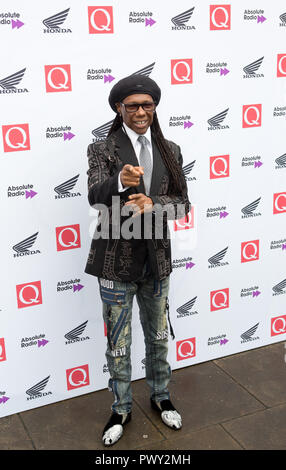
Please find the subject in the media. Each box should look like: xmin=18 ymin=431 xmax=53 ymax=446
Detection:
xmin=1 ymin=0 xmax=286 ymax=417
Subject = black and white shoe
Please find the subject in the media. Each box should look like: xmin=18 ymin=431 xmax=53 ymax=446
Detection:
xmin=151 ymin=399 xmax=182 ymax=430
xmin=102 ymin=411 xmax=132 ymax=446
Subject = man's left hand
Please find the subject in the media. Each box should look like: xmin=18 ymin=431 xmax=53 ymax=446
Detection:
xmin=124 ymin=193 xmax=153 ymax=217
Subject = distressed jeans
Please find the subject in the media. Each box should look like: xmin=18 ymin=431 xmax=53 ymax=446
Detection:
xmin=98 ymin=272 xmax=172 ymax=415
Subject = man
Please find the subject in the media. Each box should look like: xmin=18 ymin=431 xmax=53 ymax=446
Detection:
xmin=85 ymin=74 xmax=190 ymax=446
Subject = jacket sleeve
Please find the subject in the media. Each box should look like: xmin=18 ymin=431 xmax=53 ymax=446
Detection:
xmin=86 ymin=142 xmax=121 ymax=207
xmin=149 ymin=143 xmax=191 ymax=220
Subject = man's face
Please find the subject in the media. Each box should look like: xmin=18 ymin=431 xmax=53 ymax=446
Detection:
xmin=116 ymin=93 xmax=155 ymax=135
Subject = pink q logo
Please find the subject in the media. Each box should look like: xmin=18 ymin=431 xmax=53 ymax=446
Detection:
xmin=176 ymin=338 xmax=196 ymax=361
xmin=210 ymin=5 xmax=231 ymax=30
xmin=171 ymin=59 xmax=193 ymax=84
xmin=242 ymin=104 xmax=262 ymax=128
xmin=210 ymin=155 xmax=230 ymax=179
xmin=0 ymin=338 xmax=7 ymax=362
xmin=66 ymin=364 xmax=90 ymax=390
xmin=273 ymin=192 xmax=286 ymax=214
xmin=2 ymin=124 xmax=30 ymax=153
xmin=174 ymin=207 xmax=194 ymax=231
xmin=277 ymin=54 xmax=286 ymax=77
xmin=16 ymin=281 xmax=43 ymax=309
xmin=241 ymin=240 xmax=259 ymax=263
xmin=56 ymin=224 xmax=81 ymax=251
xmin=210 ymin=288 xmax=229 ymax=311
xmin=271 ymin=315 xmax=286 ymax=336
xmin=45 ymin=65 xmax=72 ymax=93
xmin=88 ymin=6 xmax=114 ymax=34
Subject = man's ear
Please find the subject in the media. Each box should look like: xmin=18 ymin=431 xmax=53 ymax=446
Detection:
xmin=115 ymin=102 xmax=121 ymax=114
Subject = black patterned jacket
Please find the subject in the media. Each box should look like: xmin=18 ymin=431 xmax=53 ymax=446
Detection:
xmin=85 ymin=126 xmax=190 ymax=281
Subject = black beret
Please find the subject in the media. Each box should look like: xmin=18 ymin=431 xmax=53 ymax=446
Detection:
xmin=108 ymin=74 xmax=161 ymax=112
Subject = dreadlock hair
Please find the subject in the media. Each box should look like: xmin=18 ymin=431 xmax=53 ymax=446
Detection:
xmin=107 ymin=111 xmax=187 ymax=196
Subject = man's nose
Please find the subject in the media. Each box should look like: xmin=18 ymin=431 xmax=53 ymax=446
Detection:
xmin=136 ymin=105 xmax=146 ymax=115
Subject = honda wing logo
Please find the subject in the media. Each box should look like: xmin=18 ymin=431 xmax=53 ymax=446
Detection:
xmin=183 ymin=160 xmax=196 ymax=179
xmin=43 ymin=8 xmax=70 ymax=29
xmin=54 ymin=174 xmax=79 ymax=195
xmin=26 ymin=376 xmax=50 ymax=397
xmin=240 ymin=323 xmax=259 ymax=342
xmin=208 ymin=247 xmax=228 ymax=266
xmin=241 ymin=197 xmax=261 ymax=215
xmin=0 ymin=68 xmax=26 ymax=92
xmin=171 ymin=7 xmax=194 ymax=27
xmin=131 ymin=62 xmax=155 ymax=77
xmin=176 ymin=296 xmax=197 ymax=316
xmin=243 ymin=57 xmax=264 ymax=75
xmin=280 ymin=13 xmax=286 ymax=23
xmin=92 ymin=120 xmax=113 ymax=141
xmin=65 ymin=320 xmax=88 ymax=341
xmin=272 ymin=278 xmax=286 ymax=294
xmin=208 ymin=108 xmax=229 ymax=128
xmin=275 ymin=153 xmax=286 ymax=167
xmin=13 ymin=232 xmax=38 ymax=254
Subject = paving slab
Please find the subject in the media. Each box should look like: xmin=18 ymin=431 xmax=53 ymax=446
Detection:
xmin=135 ymin=424 xmax=242 ymax=450
xmin=222 ymin=403 xmax=286 ymax=450
xmin=19 ymin=389 xmax=164 ymax=450
xmin=132 ymin=361 xmax=265 ymax=437
xmin=214 ymin=342 xmax=286 ymax=407
xmin=0 ymin=414 xmax=34 ymax=450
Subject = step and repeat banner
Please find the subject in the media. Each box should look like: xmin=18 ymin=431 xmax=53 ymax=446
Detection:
xmin=1 ymin=0 xmax=286 ymax=417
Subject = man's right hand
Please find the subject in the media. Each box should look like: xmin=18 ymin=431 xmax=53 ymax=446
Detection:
xmin=120 ymin=164 xmax=144 ymax=187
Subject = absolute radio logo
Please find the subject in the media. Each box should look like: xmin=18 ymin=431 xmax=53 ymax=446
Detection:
xmin=241 ymin=154 xmax=263 ymax=169
xmin=206 ymin=61 xmax=229 ymax=76
xmin=0 ymin=11 xmax=24 ymax=29
xmin=57 ymin=278 xmax=84 ymax=293
xmin=171 ymin=59 xmax=193 ymax=84
xmin=169 ymin=115 xmax=193 ymax=129
xmin=7 ymin=183 xmax=37 ymax=199
xmin=242 ymin=104 xmax=262 ymax=128
xmin=207 ymin=108 xmax=229 ymax=130
xmin=275 ymin=153 xmax=286 ymax=170
xmin=21 ymin=334 xmax=49 ymax=349
xmin=66 ymin=364 xmax=90 ymax=390
xmin=2 ymin=124 xmax=30 ymax=152
xmin=176 ymin=296 xmax=198 ymax=318
xmin=210 ymin=5 xmax=231 ymax=30
xmin=172 ymin=256 xmax=195 ymax=270
xmin=273 ymin=192 xmax=286 ymax=214
xmin=87 ymin=67 xmax=115 ymax=84
xmin=183 ymin=160 xmax=196 ymax=182
xmin=271 ymin=315 xmax=286 ymax=336
xmin=46 ymin=125 xmax=75 ymax=141
xmin=129 ymin=11 xmax=156 ymax=27
xmin=0 ymin=338 xmax=7 ymax=362
xmin=273 ymin=105 xmax=286 ymax=118
xmin=12 ymin=232 xmax=40 ymax=258
xmin=16 ymin=281 xmax=43 ymax=309
xmin=210 ymin=155 xmax=230 ymax=179
xmin=277 ymin=54 xmax=286 ymax=77
xmin=0 ymin=392 xmax=9 ymax=405
xmin=44 ymin=65 xmax=72 ymax=93
xmin=56 ymin=224 xmax=81 ymax=251
xmin=88 ymin=6 xmax=114 ymax=33
xmin=54 ymin=174 xmax=81 ymax=199
xmin=241 ymin=197 xmax=261 ymax=219
xmin=0 ymin=68 xmax=28 ymax=94
xmin=206 ymin=205 xmax=229 ymax=219
xmin=243 ymin=57 xmax=264 ymax=79
xmin=241 ymin=240 xmax=259 ymax=263
xmin=210 ymin=288 xmax=229 ymax=311
xmin=176 ymin=338 xmax=196 ymax=361
xmin=244 ymin=9 xmax=266 ymax=23
xmin=240 ymin=285 xmax=261 ymax=299
xmin=270 ymin=238 xmax=286 ymax=252
xmin=208 ymin=247 xmax=229 ymax=268
xmin=42 ymin=8 xmax=71 ymax=33
xmin=171 ymin=7 xmax=195 ymax=30
xmin=26 ymin=376 xmax=52 ymax=401
xmin=208 ymin=334 xmax=229 ymax=346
